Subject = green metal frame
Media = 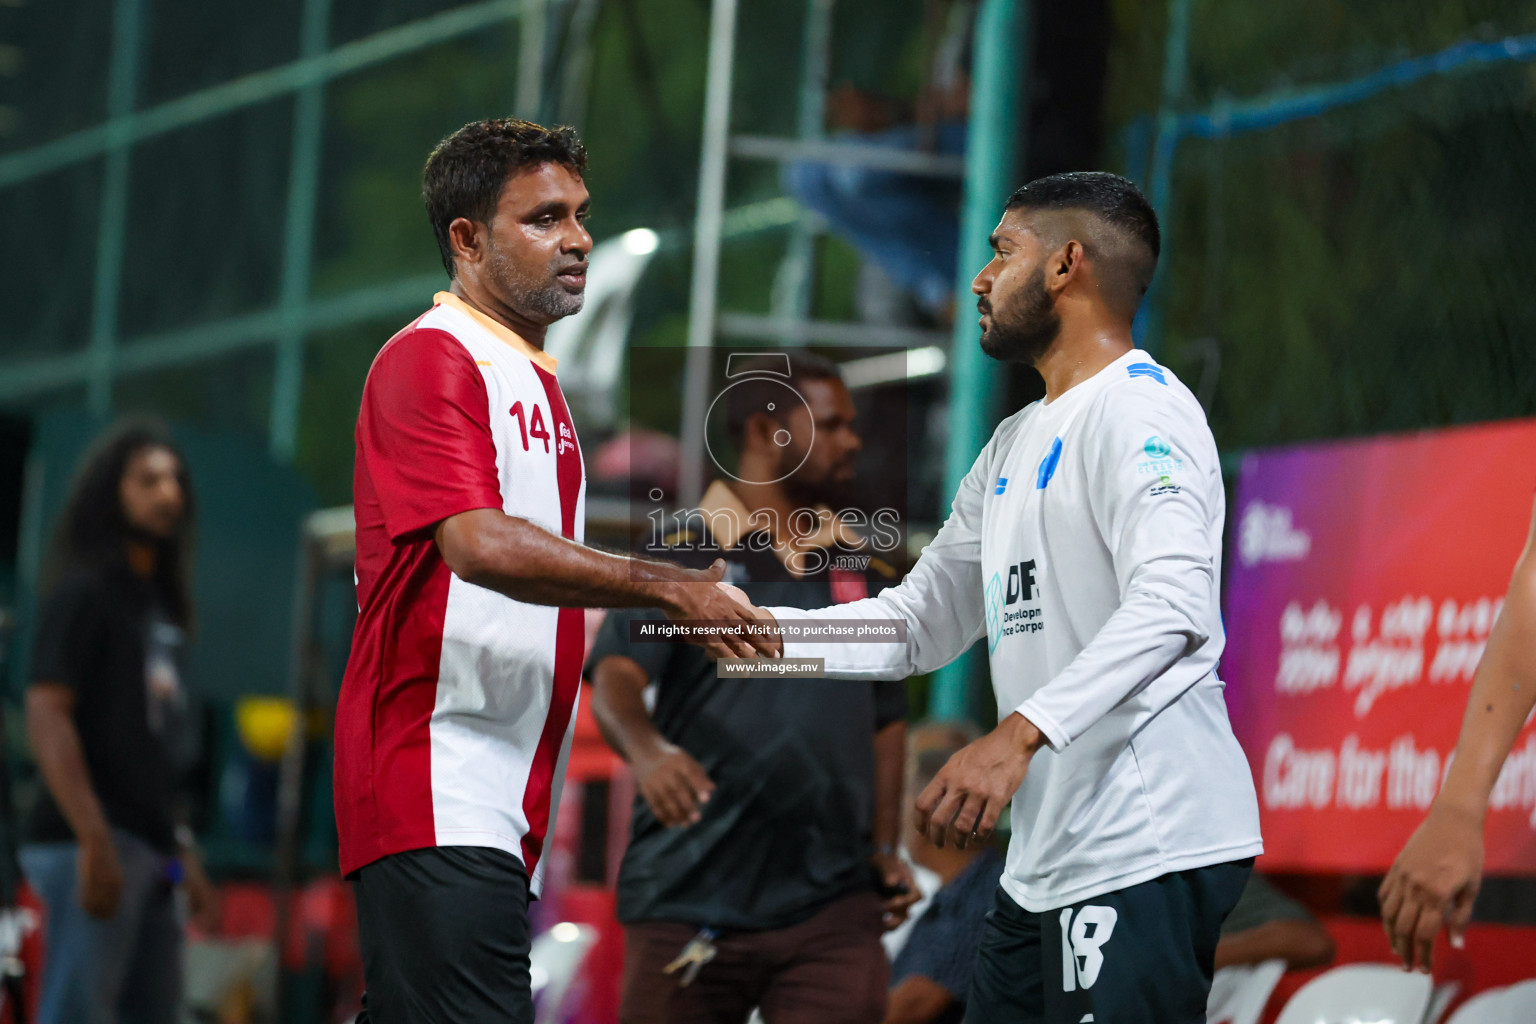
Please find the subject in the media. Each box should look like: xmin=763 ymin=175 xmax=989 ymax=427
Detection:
xmin=0 ymin=0 xmax=809 ymax=461
xmin=0 ymin=0 xmax=536 ymax=458
xmin=927 ymin=0 xmax=1028 ymax=721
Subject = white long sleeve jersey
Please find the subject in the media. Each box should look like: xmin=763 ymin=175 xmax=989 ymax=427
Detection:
xmin=770 ymin=349 xmax=1262 ymax=911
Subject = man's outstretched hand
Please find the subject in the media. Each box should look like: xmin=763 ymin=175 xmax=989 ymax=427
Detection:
xmin=666 ymin=559 xmax=782 ymax=660
xmin=914 ymin=713 xmax=1045 ymax=849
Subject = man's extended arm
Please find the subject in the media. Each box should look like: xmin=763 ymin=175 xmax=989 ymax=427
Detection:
xmin=753 ymin=431 xmax=1000 ymax=675
xmin=436 ymin=509 xmax=772 ymax=658
xmin=1380 ymin=495 xmax=1536 ymax=972
xmin=590 ymin=653 xmax=715 ymax=827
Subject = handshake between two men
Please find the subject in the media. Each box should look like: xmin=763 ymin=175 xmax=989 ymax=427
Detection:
xmin=661 ymin=558 xmax=1025 ymax=856
xmin=670 ymin=557 xmax=785 ymax=661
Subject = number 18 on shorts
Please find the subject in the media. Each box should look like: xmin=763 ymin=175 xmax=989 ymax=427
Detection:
xmin=965 ymin=861 xmax=1250 ymax=1023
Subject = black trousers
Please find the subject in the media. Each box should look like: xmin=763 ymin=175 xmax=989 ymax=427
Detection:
xmin=354 ymin=846 xmax=533 ymax=1024
xmin=965 ymin=859 xmax=1253 ymax=1023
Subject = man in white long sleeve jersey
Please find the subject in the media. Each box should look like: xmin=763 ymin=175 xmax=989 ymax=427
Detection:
xmin=744 ymin=172 xmax=1263 ymax=1022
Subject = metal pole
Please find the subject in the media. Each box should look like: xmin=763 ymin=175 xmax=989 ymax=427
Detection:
xmin=769 ymin=0 xmax=834 ymax=325
xmin=1138 ymin=0 xmax=1194 ymax=355
xmin=86 ymin=0 xmax=144 ymax=415
xmin=928 ymin=0 xmax=1028 ymax=721
xmin=678 ymin=0 xmax=739 ymax=507
xmin=269 ymin=0 xmax=332 ymax=462
xmin=515 ymin=0 xmax=548 ymax=120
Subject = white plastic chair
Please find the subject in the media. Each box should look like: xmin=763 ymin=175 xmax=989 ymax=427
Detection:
xmin=1425 ymin=982 xmax=1461 ymax=1024
xmin=1274 ymin=963 xmax=1432 ymax=1024
xmin=530 ymin=922 xmax=599 ymax=1024
xmin=1446 ymin=979 xmax=1536 ymax=1024
xmin=1207 ymin=959 xmax=1288 ymax=1024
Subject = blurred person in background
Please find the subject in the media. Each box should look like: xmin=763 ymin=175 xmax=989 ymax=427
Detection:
xmin=783 ymin=0 xmax=974 ymax=325
xmin=587 ymin=352 xmax=917 ymax=1024
xmin=1214 ymin=874 xmax=1334 ymax=972
xmin=336 ymin=118 xmax=766 ymax=1024
xmin=1381 ymin=494 xmax=1536 ymax=971
xmin=883 ymin=722 xmax=1002 ymax=1024
xmin=21 ymin=417 xmax=216 ymax=1024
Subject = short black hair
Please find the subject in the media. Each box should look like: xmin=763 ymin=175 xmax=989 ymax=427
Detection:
xmin=1005 ymin=171 xmax=1160 ymax=314
xmin=724 ymin=351 xmax=844 ymax=448
xmin=422 ymin=118 xmax=589 ymax=277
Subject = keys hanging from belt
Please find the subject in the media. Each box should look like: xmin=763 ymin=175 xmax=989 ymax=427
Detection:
xmin=662 ymin=927 xmax=718 ymax=987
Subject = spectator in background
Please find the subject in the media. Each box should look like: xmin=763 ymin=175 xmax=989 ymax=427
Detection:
xmin=884 ymin=722 xmax=1003 ymax=1024
xmin=1215 ymin=875 xmax=1335 ymax=972
xmin=782 ymin=1 xmax=1109 ymax=329
xmin=588 ymin=353 xmax=917 ymax=1024
xmin=20 ymin=418 xmax=216 ymax=1024
xmin=783 ymin=0 xmax=975 ymax=325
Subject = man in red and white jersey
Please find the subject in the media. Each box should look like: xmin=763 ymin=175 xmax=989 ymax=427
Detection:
xmin=338 ymin=119 xmax=768 ymax=1024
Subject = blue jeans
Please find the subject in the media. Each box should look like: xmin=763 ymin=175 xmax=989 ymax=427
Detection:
xmin=20 ymin=831 xmax=183 ymax=1024
xmin=782 ymin=121 xmax=968 ymax=314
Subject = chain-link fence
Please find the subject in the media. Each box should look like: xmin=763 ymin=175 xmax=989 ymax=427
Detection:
xmin=1113 ymin=2 xmax=1536 ymax=454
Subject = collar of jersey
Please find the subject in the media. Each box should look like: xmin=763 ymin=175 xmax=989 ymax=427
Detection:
xmin=699 ymin=480 xmax=860 ymax=568
xmin=1038 ymin=347 xmax=1146 ymax=412
xmin=433 ymin=291 xmax=559 ymax=374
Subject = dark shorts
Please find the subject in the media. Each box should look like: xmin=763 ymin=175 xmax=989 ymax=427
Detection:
xmin=965 ymin=859 xmax=1253 ymax=1024
xmin=620 ymin=889 xmax=889 ymax=1024
xmin=354 ymin=846 xmax=533 ymax=1024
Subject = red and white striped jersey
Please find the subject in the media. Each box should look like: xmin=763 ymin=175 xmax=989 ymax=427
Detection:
xmin=335 ymin=291 xmax=586 ymax=894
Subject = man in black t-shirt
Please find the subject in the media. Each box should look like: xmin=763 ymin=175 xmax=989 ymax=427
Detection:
xmin=19 ymin=419 xmax=215 ymax=1024
xmin=589 ymin=354 xmax=918 ymax=1024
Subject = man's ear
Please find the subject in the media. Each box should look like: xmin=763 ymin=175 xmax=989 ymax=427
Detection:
xmin=1048 ymin=240 xmax=1084 ymax=297
xmin=447 ymin=217 xmax=486 ymax=270
xmin=742 ymin=411 xmax=776 ymax=453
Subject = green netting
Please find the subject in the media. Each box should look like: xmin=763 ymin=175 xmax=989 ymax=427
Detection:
xmin=1111 ymin=0 xmax=1536 ymax=452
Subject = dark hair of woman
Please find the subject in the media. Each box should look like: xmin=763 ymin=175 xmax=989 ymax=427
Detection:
xmin=44 ymin=416 xmax=196 ymax=628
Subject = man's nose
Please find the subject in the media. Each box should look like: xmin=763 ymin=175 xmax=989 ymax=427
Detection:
xmin=971 ymin=265 xmax=993 ymax=296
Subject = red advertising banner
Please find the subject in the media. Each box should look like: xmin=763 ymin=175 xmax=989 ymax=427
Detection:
xmin=1224 ymin=418 xmax=1536 ymax=873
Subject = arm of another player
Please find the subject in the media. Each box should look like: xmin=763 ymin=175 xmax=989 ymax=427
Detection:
xmin=1380 ymin=493 xmax=1536 ymax=972
xmin=436 ymin=511 xmax=769 ymax=658
xmin=362 ymin=331 xmax=769 ymax=659
xmin=589 ymin=651 xmax=715 ymax=827
xmin=746 ymin=437 xmax=996 ymax=675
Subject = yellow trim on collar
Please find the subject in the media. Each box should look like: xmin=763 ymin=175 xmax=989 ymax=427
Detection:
xmin=434 ymin=291 xmax=559 ymax=374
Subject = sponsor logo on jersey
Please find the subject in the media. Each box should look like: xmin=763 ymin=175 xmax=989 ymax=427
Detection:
xmin=995 ymin=476 xmax=1009 ymax=495
xmin=1036 ymin=437 xmax=1063 ymax=489
xmin=1127 ymin=362 xmax=1167 ymax=385
xmin=1136 ymin=434 xmax=1184 ymax=477
xmin=986 ymin=559 xmax=1044 ymax=650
